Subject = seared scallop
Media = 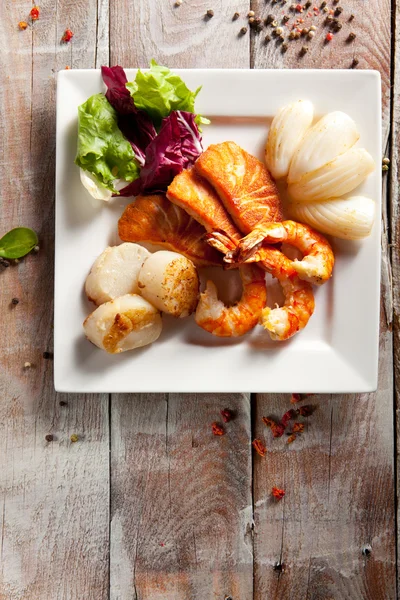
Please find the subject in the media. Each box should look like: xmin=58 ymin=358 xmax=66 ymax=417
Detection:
xmin=85 ymin=243 xmax=150 ymax=305
xmin=138 ymin=251 xmax=199 ymax=318
xmin=83 ymin=294 xmax=162 ymax=354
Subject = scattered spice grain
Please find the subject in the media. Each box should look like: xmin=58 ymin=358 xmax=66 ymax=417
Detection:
xmin=206 ymin=9 xmax=214 ymax=18
xmin=347 ymin=32 xmax=356 ymax=41
xmin=11 ymin=298 xmax=19 ymax=306
xmin=221 ymin=408 xmax=234 ymax=423
xmin=252 ymin=439 xmax=267 ymax=457
xmin=70 ymin=434 xmax=79 ymax=443
xmin=45 ymin=434 xmax=54 ymax=442
xmin=272 ymin=486 xmax=285 ymax=500
xmin=212 ymin=422 xmax=224 ymax=436
xmin=240 ymin=26 xmax=248 ymax=35
xmin=233 ymin=11 xmax=240 ymax=20
xmin=18 ymin=21 xmax=28 ymax=30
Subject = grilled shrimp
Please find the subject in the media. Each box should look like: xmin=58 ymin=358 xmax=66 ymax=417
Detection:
xmin=241 ymin=246 xmax=315 ymax=340
xmin=195 ymin=264 xmax=267 ymax=337
xmin=234 ymin=220 xmax=334 ymax=285
xmin=208 ymin=233 xmax=315 ymax=341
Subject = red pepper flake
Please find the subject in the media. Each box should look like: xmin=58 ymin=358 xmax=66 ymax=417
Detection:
xmin=30 ymin=6 xmax=40 ymax=20
xmin=272 ymin=486 xmax=285 ymax=500
xmin=297 ymin=404 xmax=315 ymax=417
xmin=62 ymin=28 xmax=74 ymax=43
xmin=292 ymin=422 xmax=305 ymax=433
xmin=211 ymin=422 xmax=224 ymax=436
xmin=65 ymin=65 xmax=71 ymax=70
xmin=326 ymin=32 xmax=333 ymax=41
xmin=262 ymin=417 xmax=285 ymax=438
xmin=291 ymin=393 xmax=302 ymax=403
xmin=281 ymin=409 xmax=297 ymax=427
xmin=221 ymin=408 xmax=234 ymax=423
xmin=287 ymin=434 xmax=297 ymax=444
xmin=252 ymin=439 xmax=267 ymax=457
xmin=18 ymin=21 xmax=28 ymax=30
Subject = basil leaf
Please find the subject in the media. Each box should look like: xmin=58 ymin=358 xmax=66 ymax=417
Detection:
xmin=0 ymin=227 xmax=39 ymax=259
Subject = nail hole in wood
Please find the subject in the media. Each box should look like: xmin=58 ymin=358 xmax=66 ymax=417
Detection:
xmin=362 ymin=544 xmax=372 ymax=557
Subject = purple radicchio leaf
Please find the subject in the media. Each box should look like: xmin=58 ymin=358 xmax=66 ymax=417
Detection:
xmin=101 ymin=65 xmax=156 ymax=166
xmin=118 ymin=111 xmax=203 ymax=197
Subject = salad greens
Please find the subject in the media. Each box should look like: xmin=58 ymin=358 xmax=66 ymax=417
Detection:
xmin=75 ymin=94 xmax=140 ymax=192
xmin=0 ymin=227 xmax=38 ymax=259
xmin=76 ymin=61 xmax=209 ymax=199
xmin=126 ymin=60 xmax=210 ymax=128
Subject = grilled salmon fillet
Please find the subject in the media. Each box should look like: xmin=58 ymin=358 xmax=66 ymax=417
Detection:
xmin=167 ymin=168 xmax=241 ymax=241
xmin=195 ymin=141 xmax=282 ymax=233
xmin=118 ymin=194 xmax=222 ymax=267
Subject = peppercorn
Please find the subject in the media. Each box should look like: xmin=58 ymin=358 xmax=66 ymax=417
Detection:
xmin=294 ymin=31 xmax=301 ymax=39
xmin=233 ymin=11 xmax=240 ymax=20
xmin=264 ymin=34 xmax=271 ymax=43
xmin=301 ymin=27 xmax=309 ymax=35
xmin=248 ymin=10 xmax=255 ymax=17
xmin=383 ymin=157 xmax=390 ymax=165
xmin=300 ymin=45 xmax=309 ymax=55
xmin=206 ymin=9 xmax=214 ymax=18
xmin=283 ymin=15 xmax=290 ymax=22
xmin=289 ymin=30 xmax=296 ymax=39
xmin=271 ymin=20 xmax=278 ymax=27
xmin=310 ymin=25 xmax=316 ymax=30
xmin=11 ymin=298 xmax=19 ymax=305
xmin=249 ymin=16 xmax=255 ymax=23
xmin=252 ymin=18 xmax=263 ymax=31
xmin=347 ymin=32 xmax=356 ymax=41
xmin=320 ymin=0 xmax=326 ymax=6
xmin=334 ymin=6 xmax=343 ymax=15
xmin=351 ymin=57 xmax=359 ymax=68
xmin=305 ymin=0 xmax=311 ymax=7
xmin=282 ymin=42 xmax=288 ymax=51
xmin=59 ymin=400 xmax=68 ymax=406
xmin=265 ymin=14 xmax=274 ymax=24
xmin=70 ymin=434 xmax=79 ymax=443
xmin=0 ymin=258 xmax=10 ymax=268
xmin=323 ymin=6 xmax=329 ymax=11
xmin=175 ymin=0 xmax=182 ymax=5
xmin=333 ymin=0 xmax=339 ymax=3
xmin=382 ymin=164 xmax=389 ymax=172
xmin=275 ymin=26 xmax=283 ymax=34
xmin=240 ymin=26 xmax=248 ymax=35
xmin=349 ymin=14 xmax=355 ymax=21
xmin=325 ymin=14 xmax=333 ymax=23
xmin=334 ymin=21 xmax=342 ymax=31
xmin=24 ymin=362 xmax=32 ymax=369
xmin=43 ymin=351 xmax=54 ymax=359
xmin=45 ymin=434 xmax=54 ymax=442
xmin=290 ymin=3 xmax=297 ymax=9
xmin=308 ymin=30 xmax=315 ymax=38
xmin=279 ymin=33 xmax=285 ymax=40
xmin=33 ymin=245 xmax=40 ymax=252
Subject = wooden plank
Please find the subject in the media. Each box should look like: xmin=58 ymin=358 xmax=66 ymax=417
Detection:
xmin=109 ymin=3 xmax=254 ymax=598
xmin=109 ymin=0 xmax=251 ymax=68
xmin=0 ymin=1 xmax=110 ymax=598
xmin=253 ymin=313 xmax=395 ymax=599
xmin=391 ymin=0 xmax=400 ymax=591
xmin=111 ymin=393 xmax=253 ymax=600
xmin=251 ymin=0 xmax=396 ymax=597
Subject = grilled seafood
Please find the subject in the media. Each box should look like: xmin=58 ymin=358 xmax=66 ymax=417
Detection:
xmin=167 ymin=167 xmax=241 ymax=241
xmin=195 ymin=264 xmax=267 ymax=337
xmin=231 ymin=220 xmax=334 ymax=285
xmin=195 ymin=141 xmax=283 ymax=233
xmin=118 ymin=194 xmax=222 ymax=267
xmin=207 ymin=232 xmax=315 ymax=341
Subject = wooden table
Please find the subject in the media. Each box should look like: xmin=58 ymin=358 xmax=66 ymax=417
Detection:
xmin=0 ymin=0 xmax=398 ymax=598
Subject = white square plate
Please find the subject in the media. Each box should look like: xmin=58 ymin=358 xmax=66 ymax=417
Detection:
xmin=55 ymin=68 xmax=381 ymax=393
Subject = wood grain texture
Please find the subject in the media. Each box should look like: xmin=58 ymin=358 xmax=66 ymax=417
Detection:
xmin=0 ymin=1 xmax=109 ymax=598
xmin=391 ymin=0 xmax=400 ymax=591
xmin=110 ymin=0 xmax=251 ymax=68
xmin=251 ymin=0 xmax=396 ymax=598
xmin=111 ymin=394 xmax=253 ymax=600
xmin=253 ymin=309 xmax=395 ymax=599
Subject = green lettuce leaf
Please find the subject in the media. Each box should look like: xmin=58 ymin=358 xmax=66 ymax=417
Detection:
xmin=126 ymin=60 xmax=210 ymax=128
xmin=75 ymin=93 xmax=140 ymax=192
